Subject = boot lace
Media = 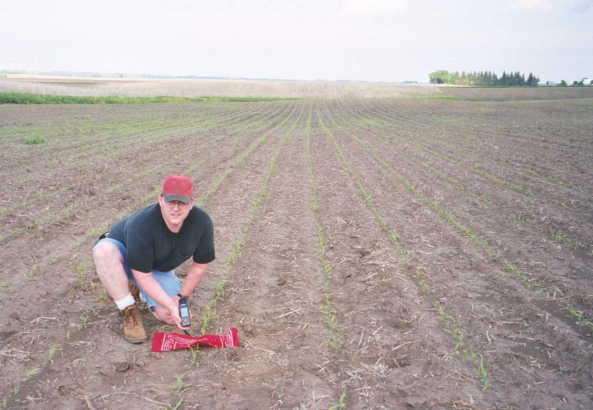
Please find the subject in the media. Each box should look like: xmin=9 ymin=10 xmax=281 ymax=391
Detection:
xmin=124 ymin=306 xmax=138 ymax=327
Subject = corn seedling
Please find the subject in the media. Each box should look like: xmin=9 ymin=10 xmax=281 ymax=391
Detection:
xmin=189 ymin=346 xmax=199 ymax=367
xmin=170 ymin=375 xmax=184 ymax=392
xmin=47 ymin=344 xmax=60 ymax=362
xmin=328 ymin=393 xmax=347 ymax=410
xmin=567 ymin=308 xmax=593 ymax=336
xmin=322 ymin=296 xmax=342 ymax=348
xmin=23 ymin=135 xmax=45 ymax=145
xmin=23 ymin=367 xmax=40 ymax=382
xmin=477 ymin=354 xmax=491 ymax=390
xmin=79 ymin=314 xmax=89 ymax=330
xmin=168 ymin=399 xmax=184 ymax=410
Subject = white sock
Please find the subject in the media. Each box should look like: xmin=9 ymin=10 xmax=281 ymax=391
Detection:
xmin=115 ymin=293 xmax=135 ymax=310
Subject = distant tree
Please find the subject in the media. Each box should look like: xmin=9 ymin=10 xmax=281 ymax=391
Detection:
xmin=527 ymin=73 xmax=534 ymax=86
xmin=429 ymin=69 xmax=540 ymax=87
xmin=533 ymin=74 xmax=540 ymax=86
xmin=429 ymin=70 xmax=449 ymax=84
xmin=559 ymin=80 xmax=568 ymax=87
xmin=573 ymin=80 xmax=584 ymax=87
xmin=590 ymin=80 xmax=593 ymax=86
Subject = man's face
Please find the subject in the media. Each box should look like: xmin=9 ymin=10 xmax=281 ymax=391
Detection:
xmin=158 ymin=195 xmax=193 ymax=231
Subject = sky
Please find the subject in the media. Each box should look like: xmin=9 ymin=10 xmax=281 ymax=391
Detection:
xmin=1 ymin=0 xmax=592 ymax=83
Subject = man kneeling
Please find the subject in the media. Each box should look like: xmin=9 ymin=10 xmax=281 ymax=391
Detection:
xmin=92 ymin=174 xmax=215 ymax=343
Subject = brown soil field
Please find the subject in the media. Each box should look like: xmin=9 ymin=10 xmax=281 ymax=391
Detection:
xmin=0 ymin=75 xmax=438 ymax=99
xmin=1 ymin=95 xmax=592 ymax=409
xmin=440 ymin=86 xmax=593 ymax=101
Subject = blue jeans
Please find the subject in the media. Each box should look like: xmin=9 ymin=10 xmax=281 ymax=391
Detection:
xmin=98 ymin=237 xmax=181 ymax=310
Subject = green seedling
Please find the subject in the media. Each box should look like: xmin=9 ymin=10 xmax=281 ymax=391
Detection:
xmin=23 ymin=135 xmax=45 ymax=145
xmin=567 ymin=308 xmax=593 ymax=336
xmin=189 ymin=346 xmax=199 ymax=367
xmin=478 ymin=354 xmax=491 ymax=390
xmin=322 ymin=296 xmax=341 ymax=348
xmin=168 ymin=399 xmax=184 ymax=410
xmin=23 ymin=367 xmax=40 ymax=382
xmin=170 ymin=375 xmax=184 ymax=392
xmin=73 ymin=262 xmax=87 ymax=282
xmin=328 ymin=393 xmax=347 ymax=410
xmin=48 ymin=344 xmax=60 ymax=362
xmin=79 ymin=314 xmax=89 ymax=329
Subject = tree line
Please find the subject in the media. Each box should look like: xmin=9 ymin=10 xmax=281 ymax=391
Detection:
xmin=429 ymin=70 xmax=540 ymax=86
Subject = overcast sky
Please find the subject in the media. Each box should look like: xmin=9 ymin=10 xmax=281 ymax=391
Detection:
xmin=1 ymin=0 xmax=592 ymax=83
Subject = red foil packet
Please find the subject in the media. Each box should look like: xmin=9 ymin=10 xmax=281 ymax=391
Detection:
xmin=151 ymin=328 xmax=239 ymax=352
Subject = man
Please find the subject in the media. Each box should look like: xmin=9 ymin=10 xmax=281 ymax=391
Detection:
xmin=92 ymin=174 xmax=215 ymax=343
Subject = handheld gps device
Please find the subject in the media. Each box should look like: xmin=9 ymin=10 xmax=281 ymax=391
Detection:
xmin=178 ymin=296 xmax=191 ymax=328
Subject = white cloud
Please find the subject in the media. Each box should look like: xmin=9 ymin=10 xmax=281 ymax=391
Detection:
xmin=339 ymin=0 xmax=408 ymax=17
xmin=512 ymin=0 xmax=592 ymax=11
xmin=514 ymin=0 xmax=553 ymax=9
xmin=568 ymin=0 xmax=593 ymax=12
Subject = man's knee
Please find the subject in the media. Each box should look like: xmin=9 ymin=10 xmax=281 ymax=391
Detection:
xmin=92 ymin=241 xmax=122 ymax=265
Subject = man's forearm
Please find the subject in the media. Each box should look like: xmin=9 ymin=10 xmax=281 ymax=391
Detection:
xmin=180 ymin=263 xmax=208 ymax=297
xmin=132 ymin=270 xmax=176 ymax=310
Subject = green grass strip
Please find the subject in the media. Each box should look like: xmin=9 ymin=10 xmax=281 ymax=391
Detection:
xmin=0 ymin=92 xmax=299 ymax=104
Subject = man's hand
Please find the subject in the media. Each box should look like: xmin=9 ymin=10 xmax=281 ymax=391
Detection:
xmin=152 ymin=296 xmax=190 ymax=330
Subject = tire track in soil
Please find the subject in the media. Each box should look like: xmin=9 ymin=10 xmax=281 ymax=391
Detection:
xmin=323 ymin=101 xmax=593 ymax=409
xmin=312 ymin=102 xmax=488 ymax=409
xmin=0 ymin=102 xmax=300 ymax=407
xmin=330 ymin=99 xmax=593 ymax=340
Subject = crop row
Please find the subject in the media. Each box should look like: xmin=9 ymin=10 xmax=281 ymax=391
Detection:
xmin=316 ymin=108 xmax=492 ymax=391
xmin=0 ymin=101 xmax=290 ymax=217
xmin=365 ymin=100 xmax=593 ymax=199
xmin=0 ymin=102 xmax=267 ymax=184
xmin=199 ymin=108 xmax=301 ymax=334
xmin=0 ymin=104 xmax=293 ymax=247
xmin=0 ymin=102 xmax=300 ymax=302
xmin=317 ymin=102 xmax=592 ymax=405
xmin=334 ymin=100 xmax=592 ymax=257
xmin=334 ymin=100 xmax=593 ymax=334
xmin=304 ymin=104 xmax=343 ymax=350
xmin=0 ymin=102 xmax=303 ymax=407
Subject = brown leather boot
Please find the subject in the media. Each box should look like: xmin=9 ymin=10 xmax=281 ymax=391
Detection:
xmin=122 ymin=305 xmax=147 ymax=344
xmin=129 ymin=283 xmax=141 ymax=304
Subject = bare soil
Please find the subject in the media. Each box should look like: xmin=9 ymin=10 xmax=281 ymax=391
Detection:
xmin=0 ymin=75 xmax=438 ymax=99
xmin=0 ymin=94 xmax=592 ymax=409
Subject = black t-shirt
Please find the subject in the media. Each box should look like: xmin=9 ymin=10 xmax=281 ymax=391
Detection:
xmin=108 ymin=203 xmax=215 ymax=273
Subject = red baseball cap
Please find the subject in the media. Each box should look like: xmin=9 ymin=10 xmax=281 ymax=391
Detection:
xmin=162 ymin=174 xmax=193 ymax=204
